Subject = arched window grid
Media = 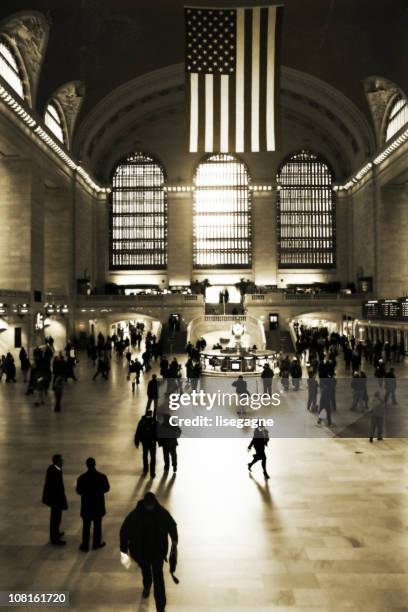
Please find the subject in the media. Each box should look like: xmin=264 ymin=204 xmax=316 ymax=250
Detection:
xmin=110 ymin=153 xmax=167 ymax=269
xmin=385 ymin=95 xmax=408 ymax=142
xmin=193 ymin=154 xmax=252 ymax=268
xmin=44 ymin=101 xmax=66 ymax=145
xmin=0 ymin=39 xmax=25 ymax=100
xmin=277 ymin=150 xmax=336 ymax=269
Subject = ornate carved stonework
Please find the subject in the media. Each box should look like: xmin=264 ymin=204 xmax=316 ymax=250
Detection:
xmin=53 ymin=81 xmax=85 ymax=150
xmin=1 ymin=11 xmax=50 ymax=105
xmin=364 ymin=77 xmax=400 ymax=145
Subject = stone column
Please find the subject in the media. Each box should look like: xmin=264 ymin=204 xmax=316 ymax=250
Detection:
xmin=376 ymin=181 xmax=408 ymax=297
xmin=167 ymin=190 xmax=193 ymax=285
xmin=0 ymin=158 xmax=44 ymax=293
xmin=252 ymin=187 xmax=278 ymax=286
xmin=44 ymin=185 xmax=73 ymax=295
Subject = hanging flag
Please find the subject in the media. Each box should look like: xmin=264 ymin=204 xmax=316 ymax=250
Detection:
xmin=185 ymin=4 xmax=283 ymax=154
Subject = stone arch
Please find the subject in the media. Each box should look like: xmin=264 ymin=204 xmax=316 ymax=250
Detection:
xmin=0 ymin=10 xmax=50 ymax=108
xmin=74 ymin=64 xmax=375 ymax=183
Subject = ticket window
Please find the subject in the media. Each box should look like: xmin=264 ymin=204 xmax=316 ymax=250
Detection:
xmin=269 ymin=313 xmax=279 ymax=330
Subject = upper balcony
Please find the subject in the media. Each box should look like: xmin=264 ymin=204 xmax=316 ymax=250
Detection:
xmin=76 ymin=292 xmax=205 ymax=310
xmin=244 ymin=291 xmax=371 ymax=308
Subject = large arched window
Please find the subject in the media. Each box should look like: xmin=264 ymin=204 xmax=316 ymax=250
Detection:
xmin=0 ymin=40 xmax=25 ymax=99
xmin=44 ymin=102 xmax=65 ymax=145
xmin=385 ymin=95 xmax=408 ymax=142
xmin=193 ymin=154 xmax=251 ymax=268
xmin=110 ymin=153 xmax=167 ymax=269
xmin=277 ymin=150 xmax=335 ymax=268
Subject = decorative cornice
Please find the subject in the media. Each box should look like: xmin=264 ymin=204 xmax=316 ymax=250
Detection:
xmin=334 ymin=126 xmax=408 ymax=192
xmin=0 ymin=80 xmax=110 ymax=196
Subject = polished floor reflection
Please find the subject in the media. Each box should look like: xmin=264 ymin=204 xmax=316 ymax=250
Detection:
xmin=0 ymin=354 xmax=407 ymax=611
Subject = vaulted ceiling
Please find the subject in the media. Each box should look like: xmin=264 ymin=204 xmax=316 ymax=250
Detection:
xmin=0 ymin=0 xmax=406 ymax=181
xmin=0 ymin=0 xmax=406 ymax=126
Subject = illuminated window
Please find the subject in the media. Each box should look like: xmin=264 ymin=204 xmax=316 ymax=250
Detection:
xmin=110 ymin=153 xmax=167 ymax=269
xmin=277 ymin=150 xmax=335 ymax=268
xmin=0 ymin=41 xmax=24 ymax=99
xmin=45 ymin=102 xmax=65 ymax=144
xmin=385 ymin=96 xmax=408 ymax=142
xmin=193 ymin=154 xmax=251 ymax=268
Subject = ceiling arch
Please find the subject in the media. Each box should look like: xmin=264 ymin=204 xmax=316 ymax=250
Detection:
xmin=74 ymin=63 xmax=376 ymax=183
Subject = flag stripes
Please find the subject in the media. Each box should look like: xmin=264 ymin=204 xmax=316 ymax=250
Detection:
xmin=185 ymin=5 xmax=283 ymax=153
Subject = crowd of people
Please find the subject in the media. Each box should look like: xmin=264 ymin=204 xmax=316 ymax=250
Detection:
xmin=0 ymin=321 xmax=406 ymax=611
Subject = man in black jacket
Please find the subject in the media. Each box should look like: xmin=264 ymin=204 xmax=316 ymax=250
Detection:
xmin=146 ymin=374 xmax=159 ymax=415
xmin=42 ymin=454 xmax=68 ymax=545
xmin=120 ymin=492 xmax=178 ymax=612
xmin=261 ymin=363 xmax=274 ymax=395
xmin=247 ymin=424 xmax=270 ymax=479
xmin=158 ymin=415 xmax=181 ymax=473
xmin=134 ymin=410 xmax=157 ymax=478
xmin=76 ymin=457 xmax=110 ymax=552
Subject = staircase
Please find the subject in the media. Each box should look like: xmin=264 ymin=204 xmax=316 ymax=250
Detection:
xmin=265 ymin=330 xmax=295 ymax=354
xmin=161 ymin=324 xmax=187 ymax=355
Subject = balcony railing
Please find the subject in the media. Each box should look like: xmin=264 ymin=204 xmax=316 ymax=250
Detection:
xmin=77 ymin=293 xmax=204 ymax=306
xmin=247 ymin=292 xmax=370 ymax=303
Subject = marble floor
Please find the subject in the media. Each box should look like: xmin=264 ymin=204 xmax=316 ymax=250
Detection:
xmin=0 ymin=353 xmax=408 ymax=611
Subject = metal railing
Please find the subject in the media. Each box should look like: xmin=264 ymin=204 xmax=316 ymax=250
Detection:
xmin=248 ymin=292 xmax=370 ymax=302
xmin=204 ymin=315 xmax=247 ymax=322
xmin=77 ymin=293 xmax=204 ymax=305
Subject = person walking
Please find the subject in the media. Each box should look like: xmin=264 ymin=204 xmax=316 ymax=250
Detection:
xmin=232 ymin=375 xmax=250 ymax=416
xmin=261 ymin=363 xmax=274 ymax=396
xmin=134 ymin=410 xmax=157 ymax=478
xmin=318 ymin=378 xmax=332 ymax=426
xmin=120 ymin=492 xmax=178 ymax=612
xmin=369 ymin=391 xmax=386 ymax=442
xmin=76 ymin=458 xmax=110 ymax=552
xmin=306 ymin=371 xmax=318 ymax=412
xmin=375 ymin=359 xmax=386 ymax=388
xmin=4 ymin=353 xmax=16 ymax=383
xmin=53 ymin=375 xmax=65 ymax=412
xmin=158 ymin=415 xmax=181 ymax=473
xmin=19 ymin=347 xmax=31 ymax=382
xmin=93 ymin=354 xmax=108 ymax=380
xmin=42 ymin=454 xmax=67 ymax=545
xmin=290 ymin=357 xmax=302 ymax=391
xmin=146 ymin=374 xmax=159 ymax=415
xmin=247 ymin=423 xmax=270 ymax=479
xmin=384 ymin=368 xmax=397 ymax=405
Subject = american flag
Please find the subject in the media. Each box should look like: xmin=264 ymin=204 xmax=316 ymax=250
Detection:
xmin=185 ymin=4 xmax=283 ymax=153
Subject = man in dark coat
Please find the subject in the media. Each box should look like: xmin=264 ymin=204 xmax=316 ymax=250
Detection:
xmin=120 ymin=492 xmax=178 ymax=612
xmin=146 ymin=374 xmax=159 ymax=415
xmin=158 ymin=415 xmax=181 ymax=473
xmin=247 ymin=423 xmax=270 ymax=479
xmin=232 ymin=375 xmax=249 ymax=416
xmin=290 ymin=357 xmax=302 ymax=391
xmin=134 ymin=410 xmax=157 ymax=478
xmin=369 ymin=391 xmax=386 ymax=442
xmin=42 ymin=454 xmax=68 ymax=545
xmin=261 ymin=363 xmax=274 ymax=395
xmin=76 ymin=457 xmax=110 ymax=552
